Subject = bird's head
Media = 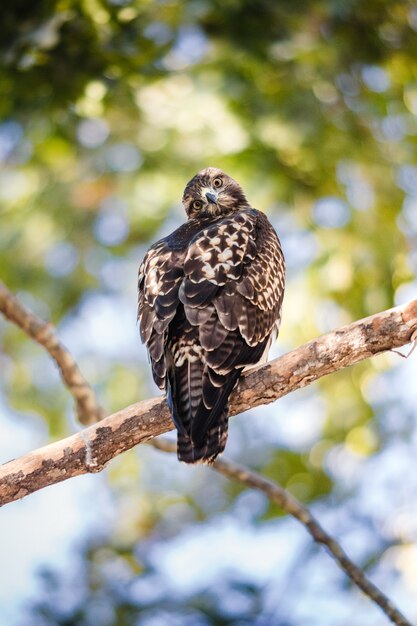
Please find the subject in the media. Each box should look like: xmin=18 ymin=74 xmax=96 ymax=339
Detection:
xmin=182 ymin=167 xmax=250 ymax=219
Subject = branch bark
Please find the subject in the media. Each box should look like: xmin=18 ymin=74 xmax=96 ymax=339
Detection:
xmin=0 ymin=297 xmax=416 ymax=507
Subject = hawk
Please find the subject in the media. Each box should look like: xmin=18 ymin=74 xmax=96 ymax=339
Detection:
xmin=138 ymin=168 xmax=285 ymax=464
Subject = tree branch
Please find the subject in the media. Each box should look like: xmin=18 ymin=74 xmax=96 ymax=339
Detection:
xmin=151 ymin=437 xmax=412 ymax=626
xmin=0 ymin=285 xmax=415 ymax=626
xmin=0 ymin=297 xmax=416 ymax=507
xmin=0 ymin=281 xmax=104 ymax=424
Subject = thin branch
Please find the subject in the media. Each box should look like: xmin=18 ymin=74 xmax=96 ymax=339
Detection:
xmin=151 ymin=437 xmax=412 ymax=626
xmin=0 ymin=280 xmax=104 ymax=424
xmin=0 ymin=297 xmax=416 ymax=507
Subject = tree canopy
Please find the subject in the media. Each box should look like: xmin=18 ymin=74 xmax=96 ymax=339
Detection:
xmin=1 ymin=1 xmax=417 ymax=624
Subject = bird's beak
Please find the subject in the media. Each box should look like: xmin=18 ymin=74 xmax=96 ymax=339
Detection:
xmin=205 ymin=191 xmax=218 ymax=204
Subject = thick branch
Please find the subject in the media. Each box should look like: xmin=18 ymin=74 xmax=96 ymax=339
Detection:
xmin=0 ymin=281 xmax=104 ymax=424
xmin=0 ymin=298 xmax=416 ymax=507
xmin=151 ymin=437 xmax=412 ymax=626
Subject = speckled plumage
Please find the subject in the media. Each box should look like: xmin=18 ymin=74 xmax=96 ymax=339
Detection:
xmin=138 ymin=167 xmax=285 ymax=464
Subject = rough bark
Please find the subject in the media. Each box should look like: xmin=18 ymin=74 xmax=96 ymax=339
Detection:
xmin=1 ymin=298 xmax=416 ymax=507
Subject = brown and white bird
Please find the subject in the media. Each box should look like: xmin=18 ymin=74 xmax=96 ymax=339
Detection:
xmin=138 ymin=168 xmax=285 ymax=464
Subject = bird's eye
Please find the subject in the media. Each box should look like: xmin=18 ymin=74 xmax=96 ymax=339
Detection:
xmin=192 ymin=200 xmax=202 ymax=210
xmin=213 ymin=177 xmax=223 ymax=188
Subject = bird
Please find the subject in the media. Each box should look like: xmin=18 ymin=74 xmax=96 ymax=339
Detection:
xmin=138 ymin=167 xmax=285 ymax=464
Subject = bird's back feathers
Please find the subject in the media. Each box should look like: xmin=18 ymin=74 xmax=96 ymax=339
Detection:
xmin=138 ymin=177 xmax=285 ymax=464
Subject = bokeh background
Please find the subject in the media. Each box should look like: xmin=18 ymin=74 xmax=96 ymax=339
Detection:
xmin=1 ymin=1 xmax=417 ymax=624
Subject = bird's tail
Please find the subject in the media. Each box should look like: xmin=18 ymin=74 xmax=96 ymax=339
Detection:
xmin=175 ymin=367 xmax=241 ymax=464
xmin=165 ymin=335 xmax=241 ymax=464
xmin=177 ymin=407 xmax=229 ymax=464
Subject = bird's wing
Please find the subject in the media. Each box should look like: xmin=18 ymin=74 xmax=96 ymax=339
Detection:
xmin=179 ymin=209 xmax=285 ymax=443
xmin=181 ymin=209 xmax=285 ymax=354
xmin=138 ymin=240 xmax=184 ymax=389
